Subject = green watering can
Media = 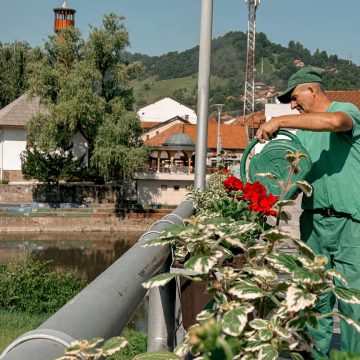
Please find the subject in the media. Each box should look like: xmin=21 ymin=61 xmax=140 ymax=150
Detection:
xmin=240 ymin=130 xmax=312 ymax=200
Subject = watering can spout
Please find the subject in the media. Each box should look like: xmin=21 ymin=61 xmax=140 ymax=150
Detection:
xmin=240 ymin=130 xmax=312 ymax=200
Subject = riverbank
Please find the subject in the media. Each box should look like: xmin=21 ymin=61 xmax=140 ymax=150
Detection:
xmin=0 ymin=214 xmax=161 ymax=233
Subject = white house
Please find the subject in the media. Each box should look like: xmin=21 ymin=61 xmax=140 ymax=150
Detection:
xmin=137 ymin=97 xmax=197 ymax=124
xmin=0 ymin=94 xmax=88 ymax=182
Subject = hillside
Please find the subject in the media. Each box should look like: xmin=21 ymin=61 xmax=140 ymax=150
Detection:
xmin=126 ymin=31 xmax=360 ymax=111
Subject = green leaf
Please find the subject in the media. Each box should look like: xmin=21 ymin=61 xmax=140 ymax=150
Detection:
xmin=290 ymin=238 xmax=316 ymax=259
xmin=142 ymin=237 xmax=173 ymax=248
xmin=326 ymin=269 xmax=348 ymax=288
xmin=258 ymin=328 xmax=273 ymax=341
xmin=242 ymin=266 xmax=277 ymax=282
xmin=295 ymin=180 xmax=313 ymax=197
xmin=229 ymin=282 xmax=269 ymax=300
xmin=258 ymin=344 xmax=278 ymax=360
xmin=196 ymin=309 xmax=216 ymax=321
xmin=262 ymin=228 xmax=291 ymax=242
xmin=266 ymin=253 xmax=300 ymax=273
xmin=333 ymin=312 xmax=360 ymax=333
xmin=102 ymin=336 xmax=128 ymax=355
xmin=291 ymin=353 xmax=305 ymax=360
xmin=184 ymin=255 xmax=218 ymax=274
xmin=133 ymin=352 xmax=181 ymax=360
xmin=142 ymin=273 xmax=177 ymax=289
xmin=292 ymin=267 xmax=323 ymax=285
xmin=222 ymin=305 xmax=254 ymax=336
xmin=286 ymin=285 xmax=317 ymax=312
xmin=334 ymin=287 xmax=360 ymax=304
xmin=249 ymin=318 xmax=268 ymax=330
xmin=276 ymin=200 xmax=296 ymax=208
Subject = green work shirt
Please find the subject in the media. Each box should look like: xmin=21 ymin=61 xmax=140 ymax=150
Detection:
xmin=296 ymin=101 xmax=360 ymax=220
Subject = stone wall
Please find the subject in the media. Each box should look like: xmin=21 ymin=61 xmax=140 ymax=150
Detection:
xmin=0 ymin=183 xmax=128 ymax=205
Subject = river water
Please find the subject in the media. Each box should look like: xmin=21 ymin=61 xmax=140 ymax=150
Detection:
xmin=0 ymin=231 xmax=148 ymax=331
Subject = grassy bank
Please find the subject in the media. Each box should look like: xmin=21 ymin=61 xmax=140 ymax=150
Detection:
xmin=0 ymin=310 xmax=147 ymax=359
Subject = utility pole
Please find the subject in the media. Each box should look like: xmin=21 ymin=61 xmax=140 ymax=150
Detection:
xmin=213 ymin=104 xmax=224 ymax=165
xmin=243 ymin=0 xmax=260 ymax=144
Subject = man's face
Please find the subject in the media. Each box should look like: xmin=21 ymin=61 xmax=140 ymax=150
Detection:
xmin=290 ymin=84 xmax=314 ymax=113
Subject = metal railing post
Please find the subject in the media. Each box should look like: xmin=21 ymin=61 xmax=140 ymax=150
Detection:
xmin=194 ymin=0 xmax=213 ymax=190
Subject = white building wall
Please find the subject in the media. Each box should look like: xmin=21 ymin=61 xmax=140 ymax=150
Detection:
xmin=2 ymin=128 xmax=26 ymax=170
xmin=137 ymin=178 xmax=193 ymax=206
xmin=138 ymin=97 xmax=197 ymax=124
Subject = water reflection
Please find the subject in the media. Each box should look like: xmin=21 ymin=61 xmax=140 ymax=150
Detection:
xmin=0 ymin=231 xmax=148 ymax=331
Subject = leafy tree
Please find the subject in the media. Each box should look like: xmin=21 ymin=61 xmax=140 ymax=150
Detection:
xmin=25 ymin=13 xmax=147 ymax=182
xmin=0 ymin=41 xmax=31 ymax=109
xmin=20 ymin=145 xmax=86 ymax=185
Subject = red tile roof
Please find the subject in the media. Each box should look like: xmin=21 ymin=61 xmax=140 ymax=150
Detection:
xmin=230 ymin=111 xmax=265 ymax=127
xmin=326 ymin=90 xmax=360 ymax=109
xmin=141 ymin=121 xmax=161 ymax=129
xmin=146 ymin=121 xmax=248 ymax=150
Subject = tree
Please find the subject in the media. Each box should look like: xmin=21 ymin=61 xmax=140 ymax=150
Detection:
xmin=0 ymin=41 xmax=31 ymax=109
xmin=25 ymin=13 xmax=147 ymax=182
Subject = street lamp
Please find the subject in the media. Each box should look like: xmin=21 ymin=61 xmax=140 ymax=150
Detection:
xmin=213 ymin=103 xmax=224 ymax=165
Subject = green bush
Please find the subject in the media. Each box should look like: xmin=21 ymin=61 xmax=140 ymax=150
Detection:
xmin=108 ymin=329 xmax=147 ymax=360
xmin=0 ymin=252 xmax=86 ymax=313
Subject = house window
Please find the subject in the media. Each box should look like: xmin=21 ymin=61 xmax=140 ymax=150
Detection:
xmin=161 ymin=185 xmax=168 ymax=191
xmin=174 ymin=185 xmax=180 ymax=191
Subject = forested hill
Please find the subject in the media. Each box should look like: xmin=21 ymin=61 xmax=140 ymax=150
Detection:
xmin=126 ymin=31 xmax=360 ymax=108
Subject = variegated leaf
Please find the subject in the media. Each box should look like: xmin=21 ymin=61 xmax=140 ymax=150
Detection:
xmin=293 ymin=267 xmax=323 ymax=285
xmin=142 ymin=273 xmax=177 ymax=289
xmin=256 ymin=172 xmax=278 ymax=180
xmin=258 ymin=344 xmax=278 ymax=360
xmin=246 ymin=341 xmax=264 ymax=352
xmin=134 ymin=352 xmax=182 ymax=360
xmin=222 ymin=305 xmax=254 ymax=336
xmin=142 ymin=237 xmax=173 ymax=248
xmin=266 ymin=253 xmax=300 ymax=273
xmin=184 ymin=255 xmax=218 ymax=274
xmin=174 ymin=342 xmax=192 ymax=357
xmin=102 ymin=337 xmax=128 ymax=355
xmin=335 ymin=312 xmax=360 ymax=332
xmin=290 ymin=238 xmax=315 ymax=259
xmin=249 ymin=318 xmax=268 ymax=330
xmin=196 ymin=309 xmax=216 ymax=321
xmin=273 ymin=324 xmax=291 ymax=340
xmin=334 ymin=287 xmax=360 ymax=304
xmin=243 ymin=266 xmax=277 ymax=282
xmin=286 ymin=285 xmax=317 ymax=312
xmin=291 ymin=353 xmax=305 ymax=360
xmin=295 ymin=180 xmax=313 ymax=197
xmin=228 ymin=283 xmax=269 ymax=300
xmin=257 ymin=328 xmax=273 ymax=341
xmin=326 ymin=269 xmax=348 ymax=288
xmin=276 ymin=200 xmax=296 ymax=208
xmin=262 ymin=228 xmax=291 ymax=242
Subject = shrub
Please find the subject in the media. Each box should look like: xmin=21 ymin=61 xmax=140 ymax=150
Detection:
xmin=0 ymin=252 xmax=86 ymax=313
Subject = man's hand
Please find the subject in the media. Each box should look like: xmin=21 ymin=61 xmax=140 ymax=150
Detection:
xmin=256 ymin=118 xmax=281 ymax=143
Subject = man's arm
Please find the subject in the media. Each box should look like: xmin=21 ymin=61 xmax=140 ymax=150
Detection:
xmin=256 ymin=111 xmax=353 ymax=143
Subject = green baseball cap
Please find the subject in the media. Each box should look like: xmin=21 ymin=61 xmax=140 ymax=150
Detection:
xmin=277 ymin=67 xmax=323 ymax=103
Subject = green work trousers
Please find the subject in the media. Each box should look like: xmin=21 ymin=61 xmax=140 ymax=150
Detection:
xmin=300 ymin=212 xmax=360 ymax=359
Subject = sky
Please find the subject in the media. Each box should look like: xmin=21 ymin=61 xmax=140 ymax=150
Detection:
xmin=0 ymin=0 xmax=359 ymax=65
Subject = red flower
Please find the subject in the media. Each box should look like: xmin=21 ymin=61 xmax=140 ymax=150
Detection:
xmin=242 ymin=182 xmax=267 ymax=203
xmin=224 ymin=176 xmax=243 ymax=192
xmin=249 ymin=193 xmax=278 ymax=216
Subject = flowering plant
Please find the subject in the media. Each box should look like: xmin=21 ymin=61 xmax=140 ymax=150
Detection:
xmin=137 ymin=150 xmax=360 ymax=360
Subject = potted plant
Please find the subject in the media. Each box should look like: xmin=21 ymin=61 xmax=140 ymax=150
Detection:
xmin=137 ymin=150 xmax=360 ymax=360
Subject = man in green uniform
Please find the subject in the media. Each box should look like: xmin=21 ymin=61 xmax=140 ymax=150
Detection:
xmin=256 ymin=66 xmax=360 ymax=358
